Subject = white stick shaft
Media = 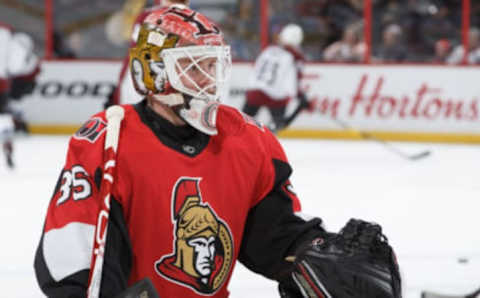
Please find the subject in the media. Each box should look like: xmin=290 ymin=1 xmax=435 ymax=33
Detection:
xmin=105 ymin=107 xmax=124 ymax=151
xmin=87 ymin=106 xmax=124 ymax=298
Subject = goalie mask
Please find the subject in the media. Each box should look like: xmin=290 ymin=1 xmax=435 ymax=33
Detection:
xmin=129 ymin=5 xmax=231 ymax=106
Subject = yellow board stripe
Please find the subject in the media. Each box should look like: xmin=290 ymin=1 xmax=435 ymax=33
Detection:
xmin=29 ymin=125 xmax=81 ymax=135
xmin=278 ymin=129 xmax=480 ymax=144
xmin=29 ymin=125 xmax=480 ymax=144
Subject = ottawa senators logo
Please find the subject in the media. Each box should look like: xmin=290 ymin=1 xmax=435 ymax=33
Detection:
xmin=74 ymin=117 xmax=106 ymax=143
xmin=155 ymin=177 xmax=234 ymax=295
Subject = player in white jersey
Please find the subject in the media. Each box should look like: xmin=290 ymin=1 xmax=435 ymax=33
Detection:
xmin=242 ymin=23 xmax=310 ymax=132
xmin=0 ymin=22 xmax=40 ymax=168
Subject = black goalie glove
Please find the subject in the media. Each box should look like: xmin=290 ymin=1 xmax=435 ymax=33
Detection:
xmin=279 ymin=219 xmax=402 ymax=298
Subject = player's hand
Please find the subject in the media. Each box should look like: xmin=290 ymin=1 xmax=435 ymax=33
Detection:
xmin=280 ymin=219 xmax=402 ymax=298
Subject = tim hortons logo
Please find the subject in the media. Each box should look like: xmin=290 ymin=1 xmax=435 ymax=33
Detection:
xmin=307 ymin=74 xmax=479 ymax=121
xmin=155 ymin=177 xmax=233 ymax=295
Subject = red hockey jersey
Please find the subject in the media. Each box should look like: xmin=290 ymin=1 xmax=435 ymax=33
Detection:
xmin=35 ymin=101 xmax=306 ymax=297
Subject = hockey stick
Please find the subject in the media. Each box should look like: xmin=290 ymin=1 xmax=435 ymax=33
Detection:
xmin=422 ymin=287 xmax=480 ymax=298
xmin=87 ymin=105 xmax=125 ymax=298
xmin=276 ymin=93 xmax=310 ymax=131
xmin=331 ymin=117 xmax=431 ymax=161
xmin=280 ymin=103 xmax=307 ymax=129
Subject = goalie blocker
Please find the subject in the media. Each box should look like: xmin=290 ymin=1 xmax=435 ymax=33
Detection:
xmin=279 ymin=219 xmax=402 ymax=298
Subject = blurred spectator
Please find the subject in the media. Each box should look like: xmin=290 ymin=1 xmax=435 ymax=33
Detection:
xmin=373 ymin=23 xmax=407 ymax=62
xmin=471 ymin=2 xmax=480 ymax=29
xmin=378 ymin=0 xmax=425 ymax=61
xmin=53 ymin=31 xmax=76 ymax=58
xmin=296 ymin=0 xmax=328 ymax=18
xmin=328 ymin=0 xmax=362 ymax=27
xmin=0 ymin=23 xmax=41 ymax=168
xmin=217 ymin=0 xmax=259 ymax=60
xmin=430 ymin=38 xmax=451 ymax=63
xmin=446 ymin=27 xmax=480 ymax=65
xmin=294 ymin=0 xmax=330 ymax=52
xmin=323 ymin=21 xmax=365 ymax=62
xmin=269 ymin=0 xmax=365 ymax=62
xmin=325 ymin=0 xmax=363 ymax=44
xmin=418 ymin=2 xmax=457 ymax=58
xmin=372 ymin=0 xmax=462 ymax=62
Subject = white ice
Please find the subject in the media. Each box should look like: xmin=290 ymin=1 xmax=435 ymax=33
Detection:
xmin=1 ymin=135 xmax=478 ymax=297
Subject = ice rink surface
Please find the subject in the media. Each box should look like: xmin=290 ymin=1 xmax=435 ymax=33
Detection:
xmin=1 ymin=135 xmax=478 ymax=298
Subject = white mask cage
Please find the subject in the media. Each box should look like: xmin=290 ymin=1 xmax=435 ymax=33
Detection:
xmin=161 ymin=45 xmax=231 ymax=102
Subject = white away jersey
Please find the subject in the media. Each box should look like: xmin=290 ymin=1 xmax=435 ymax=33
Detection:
xmin=0 ymin=24 xmax=38 ymax=80
xmin=249 ymin=45 xmax=300 ymax=100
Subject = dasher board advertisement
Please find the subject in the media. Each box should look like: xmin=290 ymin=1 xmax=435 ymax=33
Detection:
xmin=13 ymin=61 xmax=480 ymax=142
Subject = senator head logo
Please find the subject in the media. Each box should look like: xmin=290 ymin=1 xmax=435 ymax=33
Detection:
xmin=155 ymin=177 xmax=233 ymax=295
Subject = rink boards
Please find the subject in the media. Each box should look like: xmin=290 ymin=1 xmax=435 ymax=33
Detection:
xmin=11 ymin=60 xmax=480 ymax=143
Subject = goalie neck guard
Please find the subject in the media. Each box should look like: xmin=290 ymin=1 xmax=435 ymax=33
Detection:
xmin=129 ymin=5 xmax=231 ymax=105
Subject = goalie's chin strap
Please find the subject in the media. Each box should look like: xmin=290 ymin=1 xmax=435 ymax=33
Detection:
xmin=176 ymin=94 xmax=219 ymax=136
xmin=150 ymin=92 xmax=219 ymax=136
xmin=150 ymin=91 xmax=185 ymax=106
